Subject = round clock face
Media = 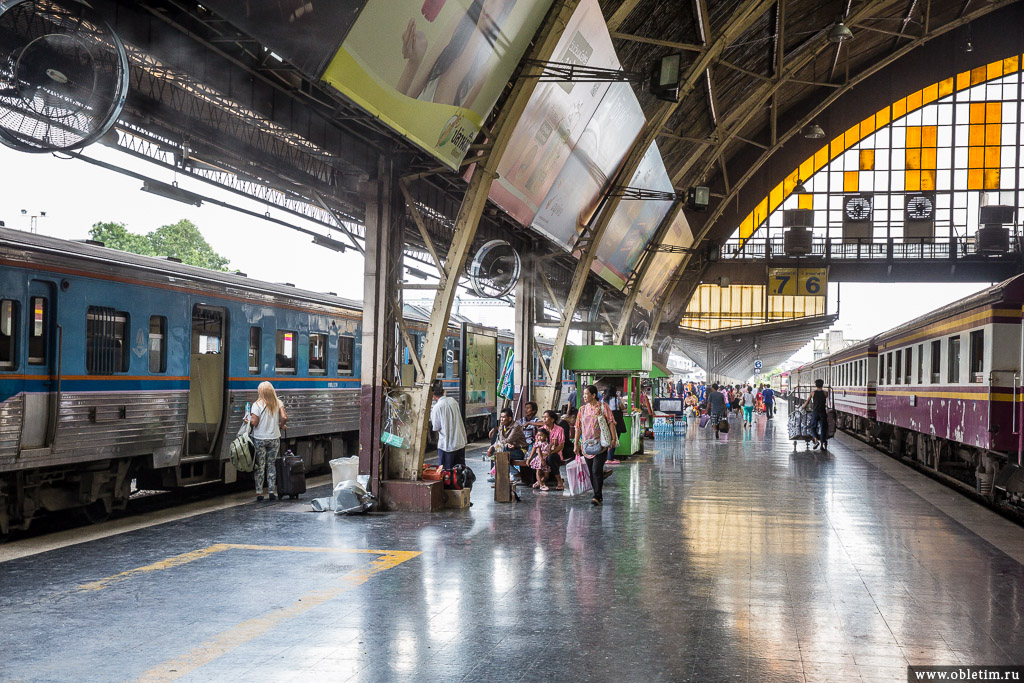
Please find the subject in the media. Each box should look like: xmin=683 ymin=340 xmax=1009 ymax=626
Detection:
xmin=906 ymin=195 xmax=934 ymax=220
xmin=844 ymin=196 xmax=872 ymax=221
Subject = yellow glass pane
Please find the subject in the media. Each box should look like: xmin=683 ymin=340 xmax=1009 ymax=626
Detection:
xmin=987 ymin=60 xmax=1003 ymax=80
xmin=956 ymin=71 xmax=970 ymax=91
xmin=906 ymin=126 xmax=921 ymax=148
xmin=798 ymin=193 xmax=814 ymax=210
xmin=829 ymin=136 xmax=844 ymax=160
xmin=922 ymin=125 xmax=937 ymax=147
xmin=968 ymin=169 xmax=983 ymax=190
xmin=906 ymin=89 xmax=922 ymax=112
xmin=799 ymin=158 xmax=814 ymax=181
xmin=922 ymin=83 xmax=938 ymax=104
xmin=984 ymin=169 xmax=1000 ymax=190
xmin=985 ymin=146 xmax=1001 ymax=167
xmin=905 ymin=170 xmax=920 ymax=192
xmin=845 ymin=124 xmax=860 ymax=147
xmin=843 ymin=171 xmax=859 ymax=192
xmin=968 ymin=147 xmax=984 ymax=168
xmin=892 ymin=98 xmax=907 ymax=120
xmin=922 ymin=148 xmax=937 ymax=169
xmin=1005 ymin=56 xmax=1020 ymax=73
xmin=969 ymin=124 xmax=985 ymax=147
xmin=860 ymin=115 xmax=876 ymax=137
xmin=783 ymin=171 xmax=799 ymax=194
xmin=813 ymin=146 xmax=829 ymax=171
xmin=906 ymin=148 xmax=921 ymax=170
xmin=754 ymin=198 xmax=768 ymax=224
xmin=971 ymin=66 xmax=986 ymax=85
xmin=986 ymin=101 xmax=1002 ymax=122
xmin=875 ymin=107 xmax=891 ymax=128
xmin=739 ymin=215 xmax=754 ymax=240
xmin=921 ymin=170 xmax=936 ymax=191
xmin=970 ymin=102 xmax=986 ymax=124
xmin=769 ymin=183 xmax=783 ymax=211
xmin=859 ymin=149 xmax=875 ymax=171
xmin=938 ymin=77 xmax=954 ymax=98
xmin=985 ymin=123 xmax=1001 ymax=145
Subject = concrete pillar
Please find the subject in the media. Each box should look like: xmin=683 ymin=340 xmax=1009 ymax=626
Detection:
xmin=513 ymin=252 xmax=537 ymax=417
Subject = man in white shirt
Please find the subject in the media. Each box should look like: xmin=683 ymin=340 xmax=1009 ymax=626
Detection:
xmin=430 ymin=384 xmax=468 ymax=471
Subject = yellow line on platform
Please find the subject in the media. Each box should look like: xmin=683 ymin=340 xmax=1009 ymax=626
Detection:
xmin=127 ymin=546 xmax=420 ymax=683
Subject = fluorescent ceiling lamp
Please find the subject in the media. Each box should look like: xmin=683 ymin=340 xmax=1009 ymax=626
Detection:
xmin=140 ymin=179 xmax=203 ymax=207
xmin=311 ymin=233 xmax=348 ymax=252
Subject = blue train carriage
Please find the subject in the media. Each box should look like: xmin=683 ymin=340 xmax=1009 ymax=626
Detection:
xmin=0 ymin=228 xmax=364 ymax=533
xmin=400 ymin=303 xmax=465 ymax=442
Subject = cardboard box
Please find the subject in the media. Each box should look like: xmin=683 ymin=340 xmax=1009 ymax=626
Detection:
xmin=443 ymin=488 xmax=471 ymax=509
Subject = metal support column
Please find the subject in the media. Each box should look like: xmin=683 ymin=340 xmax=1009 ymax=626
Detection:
xmin=396 ymin=0 xmax=582 ymax=480
xmin=358 ymin=157 xmax=401 ymax=498
xmin=513 ymin=251 xmax=537 ymax=415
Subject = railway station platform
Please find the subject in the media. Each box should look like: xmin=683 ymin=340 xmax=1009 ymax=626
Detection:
xmin=3 ymin=407 xmax=1024 ymax=682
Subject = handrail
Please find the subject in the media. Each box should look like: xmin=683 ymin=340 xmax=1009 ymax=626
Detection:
xmin=718 ymin=236 xmax=1020 ymax=261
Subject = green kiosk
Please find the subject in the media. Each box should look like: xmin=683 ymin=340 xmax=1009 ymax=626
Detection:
xmin=563 ymin=345 xmax=651 ymax=457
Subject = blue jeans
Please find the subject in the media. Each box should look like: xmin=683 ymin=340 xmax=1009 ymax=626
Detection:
xmin=809 ymin=411 xmax=827 ymax=443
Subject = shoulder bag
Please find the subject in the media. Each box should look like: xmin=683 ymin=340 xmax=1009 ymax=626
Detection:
xmin=230 ymin=407 xmax=256 ymax=473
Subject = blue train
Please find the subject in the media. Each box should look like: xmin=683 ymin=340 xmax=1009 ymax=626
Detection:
xmin=0 ymin=228 xmax=571 ymax=534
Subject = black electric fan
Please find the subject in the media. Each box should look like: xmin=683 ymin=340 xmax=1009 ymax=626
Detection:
xmin=468 ymin=240 xmax=521 ymax=298
xmin=0 ymin=0 xmax=128 ymax=152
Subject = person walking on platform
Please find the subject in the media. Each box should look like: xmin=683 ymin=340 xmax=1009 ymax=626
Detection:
xmin=575 ymin=384 xmax=618 ymax=506
xmin=803 ymin=379 xmax=830 ymax=450
xmin=430 ymin=383 xmax=467 ymax=471
xmin=250 ymin=381 xmax=287 ymax=502
xmin=761 ymin=384 xmax=776 ymax=419
xmin=707 ymin=383 xmax=728 ymax=440
xmin=741 ymin=385 xmax=755 ymax=427
xmin=676 ymin=378 xmax=685 ymax=398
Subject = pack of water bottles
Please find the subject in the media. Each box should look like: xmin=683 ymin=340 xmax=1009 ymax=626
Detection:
xmin=673 ymin=416 xmax=688 ymax=436
xmin=653 ymin=415 xmax=674 ymax=439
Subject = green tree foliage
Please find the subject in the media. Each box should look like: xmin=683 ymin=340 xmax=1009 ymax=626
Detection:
xmin=89 ymin=219 xmax=229 ymax=271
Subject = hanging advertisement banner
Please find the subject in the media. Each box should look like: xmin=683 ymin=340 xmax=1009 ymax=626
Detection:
xmin=201 ymin=1 xmax=368 ymax=78
xmin=498 ymin=349 xmax=515 ymax=400
xmin=462 ymin=325 xmax=498 ymax=420
xmin=322 ymin=0 xmax=555 ymax=170
xmin=488 ymin=0 xmax=618 ymax=225
xmin=591 ymin=142 xmax=675 ymax=290
xmin=636 ymin=209 xmax=694 ymax=311
xmin=531 ymin=82 xmax=645 ymax=245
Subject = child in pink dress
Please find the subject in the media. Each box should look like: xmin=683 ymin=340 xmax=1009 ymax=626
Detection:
xmin=528 ymin=428 xmax=551 ymax=491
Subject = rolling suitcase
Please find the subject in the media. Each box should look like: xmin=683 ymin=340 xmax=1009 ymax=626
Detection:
xmin=275 ymin=449 xmax=306 ymax=499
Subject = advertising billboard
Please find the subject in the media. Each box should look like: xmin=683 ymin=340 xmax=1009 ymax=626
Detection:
xmin=462 ymin=326 xmax=498 ymax=421
xmin=591 ymin=142 xmax=675 ymax=290
xmin=531 ymin=82 xmax=645 ymax=246
xmin=201 ymin=1 xmax=367 ymax=78
xmin=636 ymin=209 xmax=694 ymax=311
xmin=488 ymin=0 xmax=618 ymax=225
xmin=322 ymin=0 xmax=555 ymax=170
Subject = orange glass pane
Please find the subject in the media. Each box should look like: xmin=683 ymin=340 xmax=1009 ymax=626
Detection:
xmin=968 ymin=169 xmax=984 ymax=190
xmin=922 ymin=125 xmax=937 ymax=147
xmin=985 ymin=146 xmax=1001 ymax=167
xmin=987 ymin=60 xmax=1003 ymax=80
xmin=905 ymin=148 xmax=921 ymax=170
xmin=938 ymin=77 xmax=954 ymax=98
xmin=798 ymin=193 xmax=814 ymax=210
xmin=875 ymin=107 xmax=891 ymax=128
xmin=769 ymin=183 xmax=783 ymax=210
xmin=971 ymin=66 xmax=986 ymax=85
xmin=829 ymin=136 xmax=844 ymax=159
xmin=893 ymin=98 xmax=907 ymax=120
xmin=905 ymin=170 xmax=920 ymax=192
xmin=859 ymin=149 xmax=875 ymax=171
xmin=845 ymin=124 xmax=861 ymax=147
xmin=1005 ymin=55 xmax=1020 ymax=73
xmin=968 ymin=147 xmax=984 ymax=168
xmin=985 ymin=123 xmax=1001 ymax=145
xmin=860 ymin=115 xmax=876 ymax=137
xmin=969 ymin=102 xmax=986 ymax=124
xmin=921 ymin=170 xmax=936 ymax=191
xmin=843 ymin=171 xmax=859 ymax=192
xmin=956 ymin=71 xmax=970 ymax=91
xmin=922 ymin=148 xmax=937 ymax=169
xmin=922 ymin=83 xmax=938 ymax=104
xmin=986 ymin=101 xmax=1002 ymax=122
xmin=906 ymin=90 xmax=922 ymax=112
xmin=754 ymin=198 xmax=768 ymax=224
xmin=969 ymin=124 xmax=985 ymax=147
xmin=813 ymin=146 xmax=829 ymax=171
xmin=799 ymin=158 xmax=814 ymax=183
xmin=984 ymin=169 xmax=1000 ymax=190
xmin=906 ymin=126 xmax=922 ymax=148
xmin=739 ymin=215 xmax=754 ymax=239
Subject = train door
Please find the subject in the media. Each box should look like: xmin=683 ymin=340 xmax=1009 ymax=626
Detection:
xmin=186 ymin=305 xmax=227 ymax=455
xmin=20 ymin=280 xmax=58 ymax=451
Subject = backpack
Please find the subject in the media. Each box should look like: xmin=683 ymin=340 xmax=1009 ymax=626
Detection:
xmin=443 ymin=464 xmax=477 ymax=490
xmin=230 ymin=425 xmax=256 ymax=473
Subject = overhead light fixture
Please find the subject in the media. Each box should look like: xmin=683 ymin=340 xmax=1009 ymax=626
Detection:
xmin=793 ymin=178 xmax=808 ymax=194
xmin=828 ymin=20 xmax=854 ymax=43
xmin=803 ymin=123 xmax=825 ymax=139
xmin=965 ymin=40 xmax=973 ymax=53
xmin=141 ymin=179 xmax=204 ymax=207
xmin=405 ymin=266 xmax=431 ymax=280
xmin=311 ymin=233 xmax=348 ymax=252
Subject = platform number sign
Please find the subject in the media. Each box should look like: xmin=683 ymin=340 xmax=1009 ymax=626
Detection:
xmin=769 ymin=267 xmax=827 ymax=296
xmin=754 ymin=360 xmax=762 ymax=370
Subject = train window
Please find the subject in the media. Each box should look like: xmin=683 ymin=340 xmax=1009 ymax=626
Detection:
xmin=249 ymin=327 xmax=261 ymax=374
xmin=886 ymin=352 xmax=893 ymax=384
xmin=969 ymin=330 xmax=984 ymax=383
xmin=309 ymin=333 xmax=327 ymax=375
xmin=86 ymin=307 xmax=129 ymax=374
xmin=338 ymin=336 xmax=354 ymax=375
xmin=930 ymin=340 xmax=941 ymax=383
xmin=0 ymin=300 xmax=15 ymax=369
xmin=149 ymin=316 xmax=167 ymax=373
xmin=916 ymin=344 xmax=924 ymax=384
xmin=878 ymin=356 xmax=885 ymax=384
xmin=28 ymin=297 xmax=47 ymax=365
xmin=948 ymin=336 xmax=960 ymax=383
xmin=904 ymin=348 xmax=912 ymax=385
xmin=275 ymin=330 xmax=297 ymax=374
xmin=894 ymin=351 xmax=902 ymax=385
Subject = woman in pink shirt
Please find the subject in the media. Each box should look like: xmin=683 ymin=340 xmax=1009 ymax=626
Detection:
xmin=541 ymin=410 xmax=567 ymax=491
xmin=574 ymin=384 xmax=618 ymax=506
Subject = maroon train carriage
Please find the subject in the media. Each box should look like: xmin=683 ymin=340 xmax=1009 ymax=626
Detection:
xmin=826 ymin=339 xmax=877 ymax=433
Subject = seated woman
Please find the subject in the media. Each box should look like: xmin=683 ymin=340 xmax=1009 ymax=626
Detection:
xmin=541 ymin=410 xmax=568 ymax=491
xmin=528 ymin=428 xmax=551 ymax=491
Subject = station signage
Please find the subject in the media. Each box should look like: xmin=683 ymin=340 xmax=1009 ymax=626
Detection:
xmin=768 ymin=267 xmax=827 ymax=296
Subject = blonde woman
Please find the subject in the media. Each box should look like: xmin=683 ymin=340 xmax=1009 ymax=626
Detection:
xmin=250 ymin=381 xmax=288 ymax=501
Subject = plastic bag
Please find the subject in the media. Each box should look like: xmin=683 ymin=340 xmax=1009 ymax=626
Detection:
xmin=310 ymin=479 xmax=376 ymax=514
xmin=563 ymin=456 xmax=593 ymax=497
